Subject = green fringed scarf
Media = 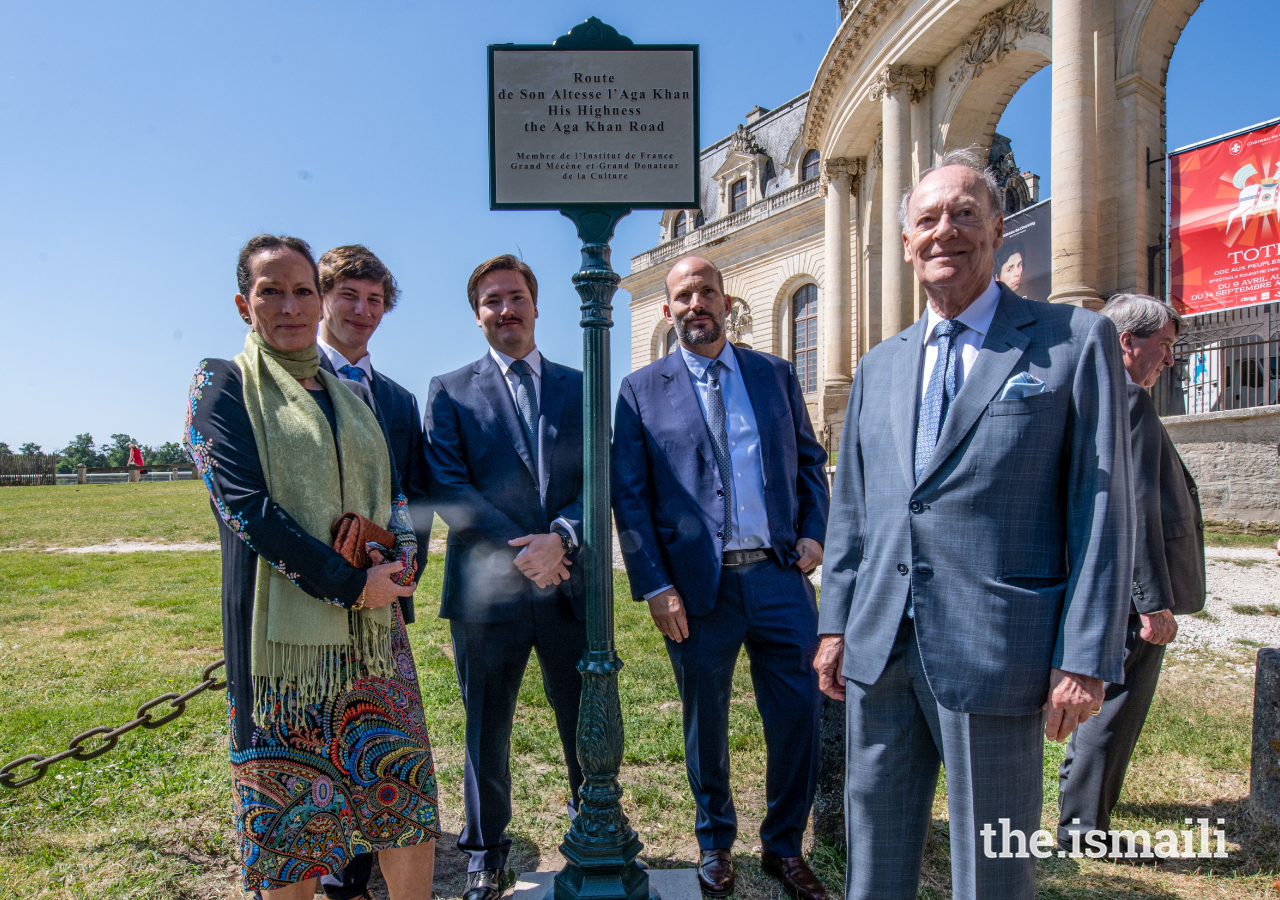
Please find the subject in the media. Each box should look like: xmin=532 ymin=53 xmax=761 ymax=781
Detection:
xmin=234 ymin=332 xmax=395 ymax=726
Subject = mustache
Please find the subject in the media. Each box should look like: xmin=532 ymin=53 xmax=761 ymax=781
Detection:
xmin=496 ymin=316 xmax=524 ymax=326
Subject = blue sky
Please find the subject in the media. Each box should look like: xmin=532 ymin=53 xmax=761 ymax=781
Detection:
xmin=0 ymin=0 xmax=1271 ymax=450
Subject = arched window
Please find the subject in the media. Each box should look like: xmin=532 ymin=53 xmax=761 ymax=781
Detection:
xmin=674 ymin=211 xmax=687 ymax=239
xmin=792 ymin=284 xmax=818 ymax=394
xmin=730 ymin=179 xmax=748 ymax=213
xmin=664 ymin=327 xmax=677 ymax=356
xmin=802 ymin=149 xmax=821 ymax=182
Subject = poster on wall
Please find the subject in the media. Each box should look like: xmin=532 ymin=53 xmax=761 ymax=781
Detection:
xmin=1170 ymin=117 xmax=1280 ymax=315
xmin=995 ymin=198 xmax=1051 ymax=302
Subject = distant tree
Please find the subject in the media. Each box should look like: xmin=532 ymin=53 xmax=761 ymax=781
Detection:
xmin=0 ymin=442 xmax=11 ymax=456
xmin=56 ymin=433 xmax=107 ymax=473
xmin=146 ymin=442 xmax=188 ymax=466
xmin=105 ymin=434 xmax=137 ymax=467
xmin=18 ymin=442 xmax=42 ymax=456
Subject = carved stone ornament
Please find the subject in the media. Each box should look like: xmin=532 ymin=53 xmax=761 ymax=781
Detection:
xmin=868 ymin=65 xmax=934 ymax=103
xmin=949 ymin=0 xmax=1051 ymax=91
xmin=872 ymin=126 xmax=884 ymax=172
xmin=725 ymin=297 xmax=755 ymax=343
xmin=729 ymin=123 xmax=765 ymax=157
xmin=819 ymin=156 xmax=866 ymax=197
xmin=804 ymin=0 xmax=908 ymax=147
xmin=837 ymin=0 xmax=855 ymax=17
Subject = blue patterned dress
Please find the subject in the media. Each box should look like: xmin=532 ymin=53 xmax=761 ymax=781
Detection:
xmin=186 ymin=358 xmax=440 ymax=890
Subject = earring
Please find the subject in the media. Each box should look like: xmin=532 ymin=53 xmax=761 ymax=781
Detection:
xmin=242 ymin=315 xmax=251 ymax=324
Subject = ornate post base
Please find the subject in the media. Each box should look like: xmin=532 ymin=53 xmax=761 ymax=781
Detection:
xmin=553 ymin=652 xmax=653 ymax=900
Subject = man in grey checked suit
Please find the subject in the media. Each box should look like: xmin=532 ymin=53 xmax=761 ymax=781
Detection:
xmin=814 ymin=148 xmax=1134 ymax=900
xmin=1057 ymin=294 xmax=1205 ymax=857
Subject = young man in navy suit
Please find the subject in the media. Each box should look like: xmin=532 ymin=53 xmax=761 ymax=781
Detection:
xmin=612 ymin=256 xmax=830 ymax=900
xmin=424 ymin=255 xmax=585 ymax=900
xmin=315 ymin=244 xmax=434 ymax=900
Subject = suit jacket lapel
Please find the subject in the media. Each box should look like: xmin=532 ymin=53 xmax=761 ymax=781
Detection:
xmin=916 ymin=286 xmax=1034 ymax=486
xmin=537 ymin=359 xmax=568 ymax=501
xmin=474 ymin=355 xmax=538 ymax=484
xmin=735 ymin=347 xmax=774 ymax=481
xmin=660 ymin=351 xmax=714 ymax=467
xmin=891 ymin=317 xmax=927 ymax=487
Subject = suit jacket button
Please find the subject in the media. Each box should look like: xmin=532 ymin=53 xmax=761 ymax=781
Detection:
xmin=717 ymin=531 xmax=723 ymax=539
xmin=897 ymin=563 xmax=909 ymax=575
xmin=909 ymin=500 xmax=923 ymax=513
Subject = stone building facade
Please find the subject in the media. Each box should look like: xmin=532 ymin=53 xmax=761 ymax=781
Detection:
xmin=623 ymin=0 xmax=1260 ymax=458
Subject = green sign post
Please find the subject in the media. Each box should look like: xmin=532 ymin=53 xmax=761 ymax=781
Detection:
xmin=488 ymin=17 xmax=699 ymax=900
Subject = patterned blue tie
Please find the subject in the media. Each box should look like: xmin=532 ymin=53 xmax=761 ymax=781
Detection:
xmin=508 ymin=358 xmax=539 ymax=466
xmin=914 ymin=319 xmax=968 ymax=481
xmin=337 ymin=364 xmax=366 ymax=383
xmin=705 ymin=360 xmax=734 ymax=543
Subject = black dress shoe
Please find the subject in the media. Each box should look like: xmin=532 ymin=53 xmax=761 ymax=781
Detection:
xmin=760 ymin=850 xmax=826 ymax=900
xmin=697 ymin=848 xmax=734 ymax=898
xmin=464 ymin=868 xmax=512 ymax=900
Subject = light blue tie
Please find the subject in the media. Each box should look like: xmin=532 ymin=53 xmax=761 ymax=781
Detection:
xmin=914 ymin=319 xmax=968 ymax=482
xmin=337 ymin=364 xmax=366 ymax=383
xmin=705 ymin=360 xmax=734 ymax=543
xmin=509 ymin=358 xmax=539 ymax=466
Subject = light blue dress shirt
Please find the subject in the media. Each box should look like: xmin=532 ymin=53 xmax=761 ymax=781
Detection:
xmin=679 ymin=342 xmax=772 ymax=550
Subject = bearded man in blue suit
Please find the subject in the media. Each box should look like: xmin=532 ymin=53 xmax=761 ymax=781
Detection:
xmin=814 ymin=149 xmax=1134 ymax=900
xmin=612 ymin=256 xmax=830 ymax=900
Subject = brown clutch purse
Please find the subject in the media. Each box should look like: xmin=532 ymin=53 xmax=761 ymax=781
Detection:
xmin=330 ymin=512 xmax=397 ymax=570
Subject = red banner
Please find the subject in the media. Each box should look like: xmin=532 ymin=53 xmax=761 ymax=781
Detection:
xmin=1170 ymin=119 xmax=1280 ymax=314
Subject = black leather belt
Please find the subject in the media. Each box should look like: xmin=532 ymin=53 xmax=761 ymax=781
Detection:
xmin=722 ymin=548 xmax=771 ymax=567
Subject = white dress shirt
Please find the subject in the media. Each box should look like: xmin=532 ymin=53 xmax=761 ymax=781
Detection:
xmin=486 ymin=345 xmax=576 ymax=548
xmin=489 ymin=346 xmax=543 ymax=404
xmin=318 ymin=338 xmax=373 ymax=383
xmin=919 ymin=278 xmax=1001 ymax=407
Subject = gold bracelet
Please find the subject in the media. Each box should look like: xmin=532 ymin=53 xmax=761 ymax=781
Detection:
xmin=352 ymin=585 xmax=367 ymax=611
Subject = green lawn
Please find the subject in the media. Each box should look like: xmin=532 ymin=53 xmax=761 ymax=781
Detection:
xmin=0 ymin=485 xmax=1275 ymax=899
xmin=0 ymin=481 xmax=218 ymax=548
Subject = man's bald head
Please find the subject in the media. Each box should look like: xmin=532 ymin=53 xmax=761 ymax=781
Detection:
xmin=664 ymin=256 xmax=724 ymax=302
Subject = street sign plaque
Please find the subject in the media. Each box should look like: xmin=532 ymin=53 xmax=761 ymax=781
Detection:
xmin=489 ymin=43 xmax=698 ymax=209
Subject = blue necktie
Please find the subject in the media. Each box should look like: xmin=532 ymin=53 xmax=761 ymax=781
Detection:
xmin=914 ymin=319 xmax=968 ymax=481
xmin=705 ymin=360 xmax=734 ymax=543
xmin=337 ymin=364 xmax=366 ymax=384
xmin=509 ymin=358 xmax=539 ymax=466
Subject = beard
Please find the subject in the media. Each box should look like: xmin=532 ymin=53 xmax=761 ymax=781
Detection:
xmin=674 ymin=310 xmax=725 ymax=346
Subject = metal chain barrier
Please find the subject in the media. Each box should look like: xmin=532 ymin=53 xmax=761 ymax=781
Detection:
xmin=0 ymin=658 xmax=226 ymax=790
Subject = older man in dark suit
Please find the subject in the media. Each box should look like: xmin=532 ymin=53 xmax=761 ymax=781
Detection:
xmin=612 ymin=256 xmax=830 ymax=900
xmin=815 ymin=149 xmax=1134 ymax=900
xmin=314 ymin=244 xmax=432 ymax=900
xmin=1057 ymin=293 xmax=1206 ymax=858
xmin=424 ymin=254 xmax=585 ymax=900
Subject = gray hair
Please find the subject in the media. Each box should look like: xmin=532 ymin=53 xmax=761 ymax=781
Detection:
xmin=1101 ymin=293 xmax=1183 ymax=338
xmin=898 ymin=146 xmax=1003 ymax=234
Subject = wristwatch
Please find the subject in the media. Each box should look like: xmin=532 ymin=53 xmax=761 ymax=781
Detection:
xmin=551 ymin=524 xmax=574 ymax=554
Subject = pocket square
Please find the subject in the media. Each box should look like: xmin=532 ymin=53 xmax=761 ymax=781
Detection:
xmin=999 ymin=372 xmax=1047 ymax=400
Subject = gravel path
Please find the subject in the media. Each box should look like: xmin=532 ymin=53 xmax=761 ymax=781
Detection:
xmin=1178 ymin=546 xmax=1280 ymax=653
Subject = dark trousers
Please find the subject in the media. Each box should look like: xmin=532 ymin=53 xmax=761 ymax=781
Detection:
xmin=664 ymin=555 xmax=821 ymax=857
xmin=320 ymin=853 xmax=373 ymax=900
xmin=452 ymin=597 xmax=586 ymax=872
xmin=1058 ymin=614 xmax=1167 ymax=842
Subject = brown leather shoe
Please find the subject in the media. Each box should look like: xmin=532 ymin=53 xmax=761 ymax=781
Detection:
xmin=760 ymin=850 xmax=826 ymax=900
xmin=697 ymin=848 xmax=735 ymax=897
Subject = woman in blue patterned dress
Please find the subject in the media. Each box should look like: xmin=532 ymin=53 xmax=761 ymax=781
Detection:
xmin=185 ymin=234 xmax=438 ymax=899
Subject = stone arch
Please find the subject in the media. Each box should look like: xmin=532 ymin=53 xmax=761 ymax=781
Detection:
xmin=934 ymin=34 xmax=1050 ymax=158
xmin=1122 ymin=0 xmax=1203 ymax=85
xmin=649 ymin=314 xmax=675 ymax=361
xmin=773 ymin=272 xmax=822 ymax=360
